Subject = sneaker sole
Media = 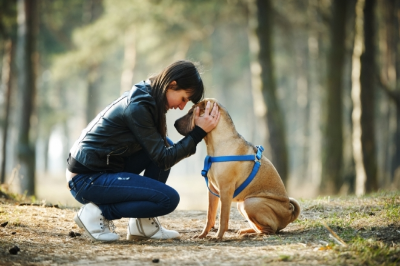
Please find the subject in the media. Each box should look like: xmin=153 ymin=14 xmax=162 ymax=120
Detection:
xmin=127 ymin=233 xmax=148 ymax=241
xmin=126 ymin=233 xmax=180 ymax=241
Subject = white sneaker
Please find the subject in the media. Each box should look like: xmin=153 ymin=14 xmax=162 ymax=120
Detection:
xmin=127 ymin=217 xmax=180 ymax=240
xmin=74 ymin=203 xmax=119 ymax=241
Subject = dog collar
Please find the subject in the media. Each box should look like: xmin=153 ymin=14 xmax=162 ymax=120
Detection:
xmin=201 ymin=145 xmax=264 ymax=198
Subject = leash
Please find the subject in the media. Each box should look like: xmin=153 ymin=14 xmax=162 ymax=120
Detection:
xmin=201 ymin=145 xmax=264 ymax=198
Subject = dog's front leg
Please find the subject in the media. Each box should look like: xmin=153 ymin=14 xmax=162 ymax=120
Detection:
xmin=214 ymin=188 xmax=234 ymax=240
xmin=195 ymin=190 xmax=219 ymax=239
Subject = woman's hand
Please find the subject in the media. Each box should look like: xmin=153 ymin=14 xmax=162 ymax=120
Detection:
xmin=194 ymin=101 xmax=220 ymax=133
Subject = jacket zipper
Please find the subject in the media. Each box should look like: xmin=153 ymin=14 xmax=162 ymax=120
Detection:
xmin=106 ymin=146 xmax=128 ymax=165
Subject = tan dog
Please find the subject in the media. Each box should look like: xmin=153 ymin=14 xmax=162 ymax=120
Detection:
xmin=174 ymin=98 xmax=300 ymax=239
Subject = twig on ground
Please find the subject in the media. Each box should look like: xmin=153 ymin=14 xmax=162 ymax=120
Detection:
xmin=322 ymin=222 xmax=347 ymax=247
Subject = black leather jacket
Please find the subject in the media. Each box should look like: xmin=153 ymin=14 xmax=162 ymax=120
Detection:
xmin=69 ymin=81 xmax=197 ymax=172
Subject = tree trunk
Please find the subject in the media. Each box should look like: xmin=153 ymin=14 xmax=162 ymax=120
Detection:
xmin=341 ymin=0 xmax=358 ymax=195
xmin=255 ymin=0 xmax=288 ymax=184
xmin=391 ymin=0 xmax=400 ymax=181
xmin=352 ymin=0 xmax=378 ymax=195
xmin=0 ymin=39 xmax=14 ymax=184
xmin=305 ymin=1 xmax=324 ymax=192
xmin=395 ymin=106 xmax=400 ymax=181
xmin=378 ymin=0 xmax=400 ymax=186
xmin=120 ymin=25 xmax=136 ymax=94
xmin=84 ymin=0 xmax=102 ymax=125
xmin=352 ymin=0 xmax=366 ymax=196
xmin=59 ymin=84 xmax=70 ymax=166
xmin=85 ymin=65 xmax=99 ymax=124
xmin=360 ymin=0 xmax=378 ymax=193
xmin=43 ymin=136 xmax=49 ymax=173
xmin=16 ymin=0 xmax=38 ymax=195
xmin=246 ymin=0 xmax=268 ymax=148
xmin=320 ymin=0 xmax=348 ymax=194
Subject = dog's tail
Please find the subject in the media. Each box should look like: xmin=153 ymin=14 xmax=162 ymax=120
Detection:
xmin=289 ymin=197 xmax=301 ymax=223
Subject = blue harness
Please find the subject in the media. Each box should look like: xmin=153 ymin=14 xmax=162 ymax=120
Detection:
xmin=201 ymin=145 xmax=264 ymax=198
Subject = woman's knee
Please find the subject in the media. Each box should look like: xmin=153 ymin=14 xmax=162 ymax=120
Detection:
xmin=164 ymin=187 xmax=180 ymax=212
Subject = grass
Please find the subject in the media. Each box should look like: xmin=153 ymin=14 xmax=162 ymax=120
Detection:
xmin=0 ymin=184 xmax=37 ymax=204
xmin=345 ymin=237 xmax=399 ymax=265
xmin=294 ymin=191 xmax=400 ymax=265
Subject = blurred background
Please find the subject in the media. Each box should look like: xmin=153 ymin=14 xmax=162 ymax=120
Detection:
xmin=0 ymin=0 xmax=399 ymax=209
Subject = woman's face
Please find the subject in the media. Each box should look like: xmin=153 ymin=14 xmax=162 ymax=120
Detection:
xmin=166 ymin=89 xmax=191 ymax=111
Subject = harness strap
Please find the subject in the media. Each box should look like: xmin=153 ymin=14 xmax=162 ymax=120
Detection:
xmin=201 ymin=145 xmax=264 ymax=198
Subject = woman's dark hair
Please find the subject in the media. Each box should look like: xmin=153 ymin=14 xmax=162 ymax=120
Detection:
xmin=149 ymin=60 xmax=204 ymax=146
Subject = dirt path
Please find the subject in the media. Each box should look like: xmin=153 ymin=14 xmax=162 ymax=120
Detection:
xmin=1 ymin=192 xmax=399 ymax=265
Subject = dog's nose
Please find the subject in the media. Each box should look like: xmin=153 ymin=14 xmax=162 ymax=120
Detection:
xmin=174 ymin=119 xmax=185 ymax=136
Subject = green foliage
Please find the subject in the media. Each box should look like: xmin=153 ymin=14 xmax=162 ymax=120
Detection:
xmin=0 ymin=0 xmax=17 ymax=38
xmin=51 ymin=0 xmax=240 ymax=79
xmin=45 ymin=0 xmax=253 ymax=132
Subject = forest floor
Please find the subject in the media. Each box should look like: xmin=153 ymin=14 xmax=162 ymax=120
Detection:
xmin=0 ymin=189 xmax=399 ymax=266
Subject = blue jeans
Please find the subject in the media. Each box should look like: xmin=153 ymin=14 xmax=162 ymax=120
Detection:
xmin=68 ymin=139 xmax=180 ymax=220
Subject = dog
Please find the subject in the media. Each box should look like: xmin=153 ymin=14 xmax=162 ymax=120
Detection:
xmin=174 ymin=98 xmax=300 ymax=239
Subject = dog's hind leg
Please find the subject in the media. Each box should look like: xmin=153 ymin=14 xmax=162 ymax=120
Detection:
xmin=236 ymin=201 xmax=258 ymax=235
xmin=238 ymin=198 xmax=281 ymax=235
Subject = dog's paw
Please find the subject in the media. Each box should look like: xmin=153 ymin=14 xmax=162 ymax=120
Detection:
xmin=239 ymin=233 xmax=258 ymax=239
xmin=209 ymin=236 xmax=223 ymax=241
xmin=193 ymin=233 xmax=207 ymax=239
xmin=237 ymin=228 xmax=256 ymax=235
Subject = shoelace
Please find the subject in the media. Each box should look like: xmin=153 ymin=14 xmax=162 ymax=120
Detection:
xmin=151 ymin=217 xmax=160 ymax=228
xmin=152 ymin=217 xmax=169 ymax=238
xmin=101 ymin=218 xmax=116 ymax=233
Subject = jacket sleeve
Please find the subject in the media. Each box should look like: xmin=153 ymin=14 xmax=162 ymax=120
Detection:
xmin=124 ymin=102 xmax=197 ymax=170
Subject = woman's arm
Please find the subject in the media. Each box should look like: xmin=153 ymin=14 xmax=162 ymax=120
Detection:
xmin=125 ymin=103 xmax=198 ymax=170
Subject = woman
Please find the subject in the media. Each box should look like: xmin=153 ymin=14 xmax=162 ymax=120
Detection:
xmin=66 ymin=60 xmax=220 ymax=241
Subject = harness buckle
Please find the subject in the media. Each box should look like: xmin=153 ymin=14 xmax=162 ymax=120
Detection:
xmin=254 ymin=145 xmax=264 ymax=164
xmin=201 ymin=170 xmax=208 ymax=177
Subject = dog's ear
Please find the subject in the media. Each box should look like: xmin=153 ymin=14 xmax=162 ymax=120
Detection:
xmin=186 ymin=100 xmax=205 ymax=131
xmin=198 ymin=100 xmax=207 ymax=111
xmin=184 ymin=99 xmax=220 ymax=133
xmin=195 ymin=99 xmax=217 ymax=117
xmin=210 ymin=100 xmax=219 ymax=110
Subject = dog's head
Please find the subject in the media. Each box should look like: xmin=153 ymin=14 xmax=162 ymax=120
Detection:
xmin=174 ymin=98 xmax=220 ymax=136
